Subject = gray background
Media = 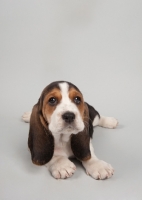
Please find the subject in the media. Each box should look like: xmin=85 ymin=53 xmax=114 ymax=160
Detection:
xmin=1 ymin=0 xmax=142 ymax=199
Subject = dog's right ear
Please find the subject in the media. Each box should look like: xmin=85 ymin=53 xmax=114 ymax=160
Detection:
xmin=28 ymin=103 xmax=54 ymax=165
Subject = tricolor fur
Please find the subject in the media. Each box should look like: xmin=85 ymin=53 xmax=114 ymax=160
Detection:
xmin=22 ymin=81 xmax=118 ymax=179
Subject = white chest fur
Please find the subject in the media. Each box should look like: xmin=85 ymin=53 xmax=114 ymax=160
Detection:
xmin=53 ymin=134 xmax=74 ymax=158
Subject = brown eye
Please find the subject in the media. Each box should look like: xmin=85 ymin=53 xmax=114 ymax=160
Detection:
xmin=48 ymin=97 xmax=57 ymax=106
xmin=74 ymin=96 xmax=81 ymax=104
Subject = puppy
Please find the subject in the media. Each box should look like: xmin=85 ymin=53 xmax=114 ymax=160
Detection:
xmin=22 ymin=81 xmax=118 ymax=179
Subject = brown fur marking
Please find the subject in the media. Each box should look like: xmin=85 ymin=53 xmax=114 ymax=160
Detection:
xmin=69 ymin=88 xmax=84 ymax=118
xmin=42 ymin=88 xmax=62 ymax=123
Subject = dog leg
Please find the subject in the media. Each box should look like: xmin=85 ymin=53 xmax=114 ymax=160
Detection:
xmin=93 ymin=115 xmax=118 ymax=129
xmin=82 ymin=141 xmax=114 ymax=180
xmin=46 ymin=156 xmax=76 ymax=179
xmin=22 ymin=111 xmax=31 ymax=122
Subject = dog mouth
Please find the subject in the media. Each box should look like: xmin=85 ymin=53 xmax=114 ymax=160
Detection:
xmin=67 ymin=124 xmax=73 ymax=129
xmin=60 ymin=122 xmax=77 ymax=132
xmin=63 ymin=123 xmax=83 ymax=134
xmin=64 ymin=123 xmax=74 ymax=130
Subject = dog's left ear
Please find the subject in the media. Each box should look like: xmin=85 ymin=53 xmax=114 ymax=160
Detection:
xmin=71 ymin=102 xmax=100 ymax=161
xmin=71 ymin=130 xmax=91 ymax=161
xmin=71 ymin=103 xmax=91 ymax=161
xmin=85 ymin=102 xmax=100 ymax=138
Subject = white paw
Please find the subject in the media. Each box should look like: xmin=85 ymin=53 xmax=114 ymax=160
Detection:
xmin=100 ymin=117 xmax=118 ymax=129
xmin=22 ymin=111 xmax=31 ymax=123
xmin=85 ymin=160 xmax=114 ymax=180
xmin=49 ymin=158 xmax=76 ymax=179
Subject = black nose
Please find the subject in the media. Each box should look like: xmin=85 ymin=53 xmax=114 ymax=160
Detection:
xmin=62 ymin=112 xmax=75 ymax=123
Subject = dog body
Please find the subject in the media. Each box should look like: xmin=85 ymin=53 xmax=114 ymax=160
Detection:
xmin=23 ymin=81 xmax=118 ymax=179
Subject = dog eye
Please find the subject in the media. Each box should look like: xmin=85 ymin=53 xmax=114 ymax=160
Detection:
xmin=48 ymin=97 xmax=57 ymax=105
xmin=74 ymin=96 xmax=81 ymax=104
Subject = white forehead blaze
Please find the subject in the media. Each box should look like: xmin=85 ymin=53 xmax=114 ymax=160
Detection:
xmin=58 ymin=82 xmax=77 ymax=112
xmin=59 ymin=82 xmax=70 ymax=104
xmin=59 ymin=82 xmax=69 ymax=97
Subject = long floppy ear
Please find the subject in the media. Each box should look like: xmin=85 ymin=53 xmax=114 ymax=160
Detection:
xmin=85 ymin=102 xmax=100 ymax=138
xmin=71 ymin=130 xmax=91 ymax=161
xmin=71 ymin=103 xmax=91 ymax=161
xmin=71 ymin=102 xmax=100 ymax=161
xmin=28 ymin=103 xmax=54 ymax=165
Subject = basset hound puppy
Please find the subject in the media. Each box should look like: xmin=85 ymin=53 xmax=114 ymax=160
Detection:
xmin=22 ymin=81 xmax=118 ymax=180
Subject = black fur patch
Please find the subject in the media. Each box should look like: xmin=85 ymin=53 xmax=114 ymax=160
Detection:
xmin=85 ymin=102 xmax=100 ymax=138
xmin=71 ymin=130 xmax=91 ymax=161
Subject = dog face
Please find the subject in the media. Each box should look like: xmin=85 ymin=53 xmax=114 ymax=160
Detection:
xmin=41 ymin=82 xmax=85 ymax=135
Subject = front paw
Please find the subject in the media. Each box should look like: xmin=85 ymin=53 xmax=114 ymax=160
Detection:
xmin=85 ymin=160 xmax=114 ymax=180
xmin=49 ymin=158 xmax=76 ymax=179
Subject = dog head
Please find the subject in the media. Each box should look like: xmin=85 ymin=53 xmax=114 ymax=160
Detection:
xmin=28 ymin=81 xmax=97 ymax=165
xmin=39 ymin=81 xmax=85 ymax=136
